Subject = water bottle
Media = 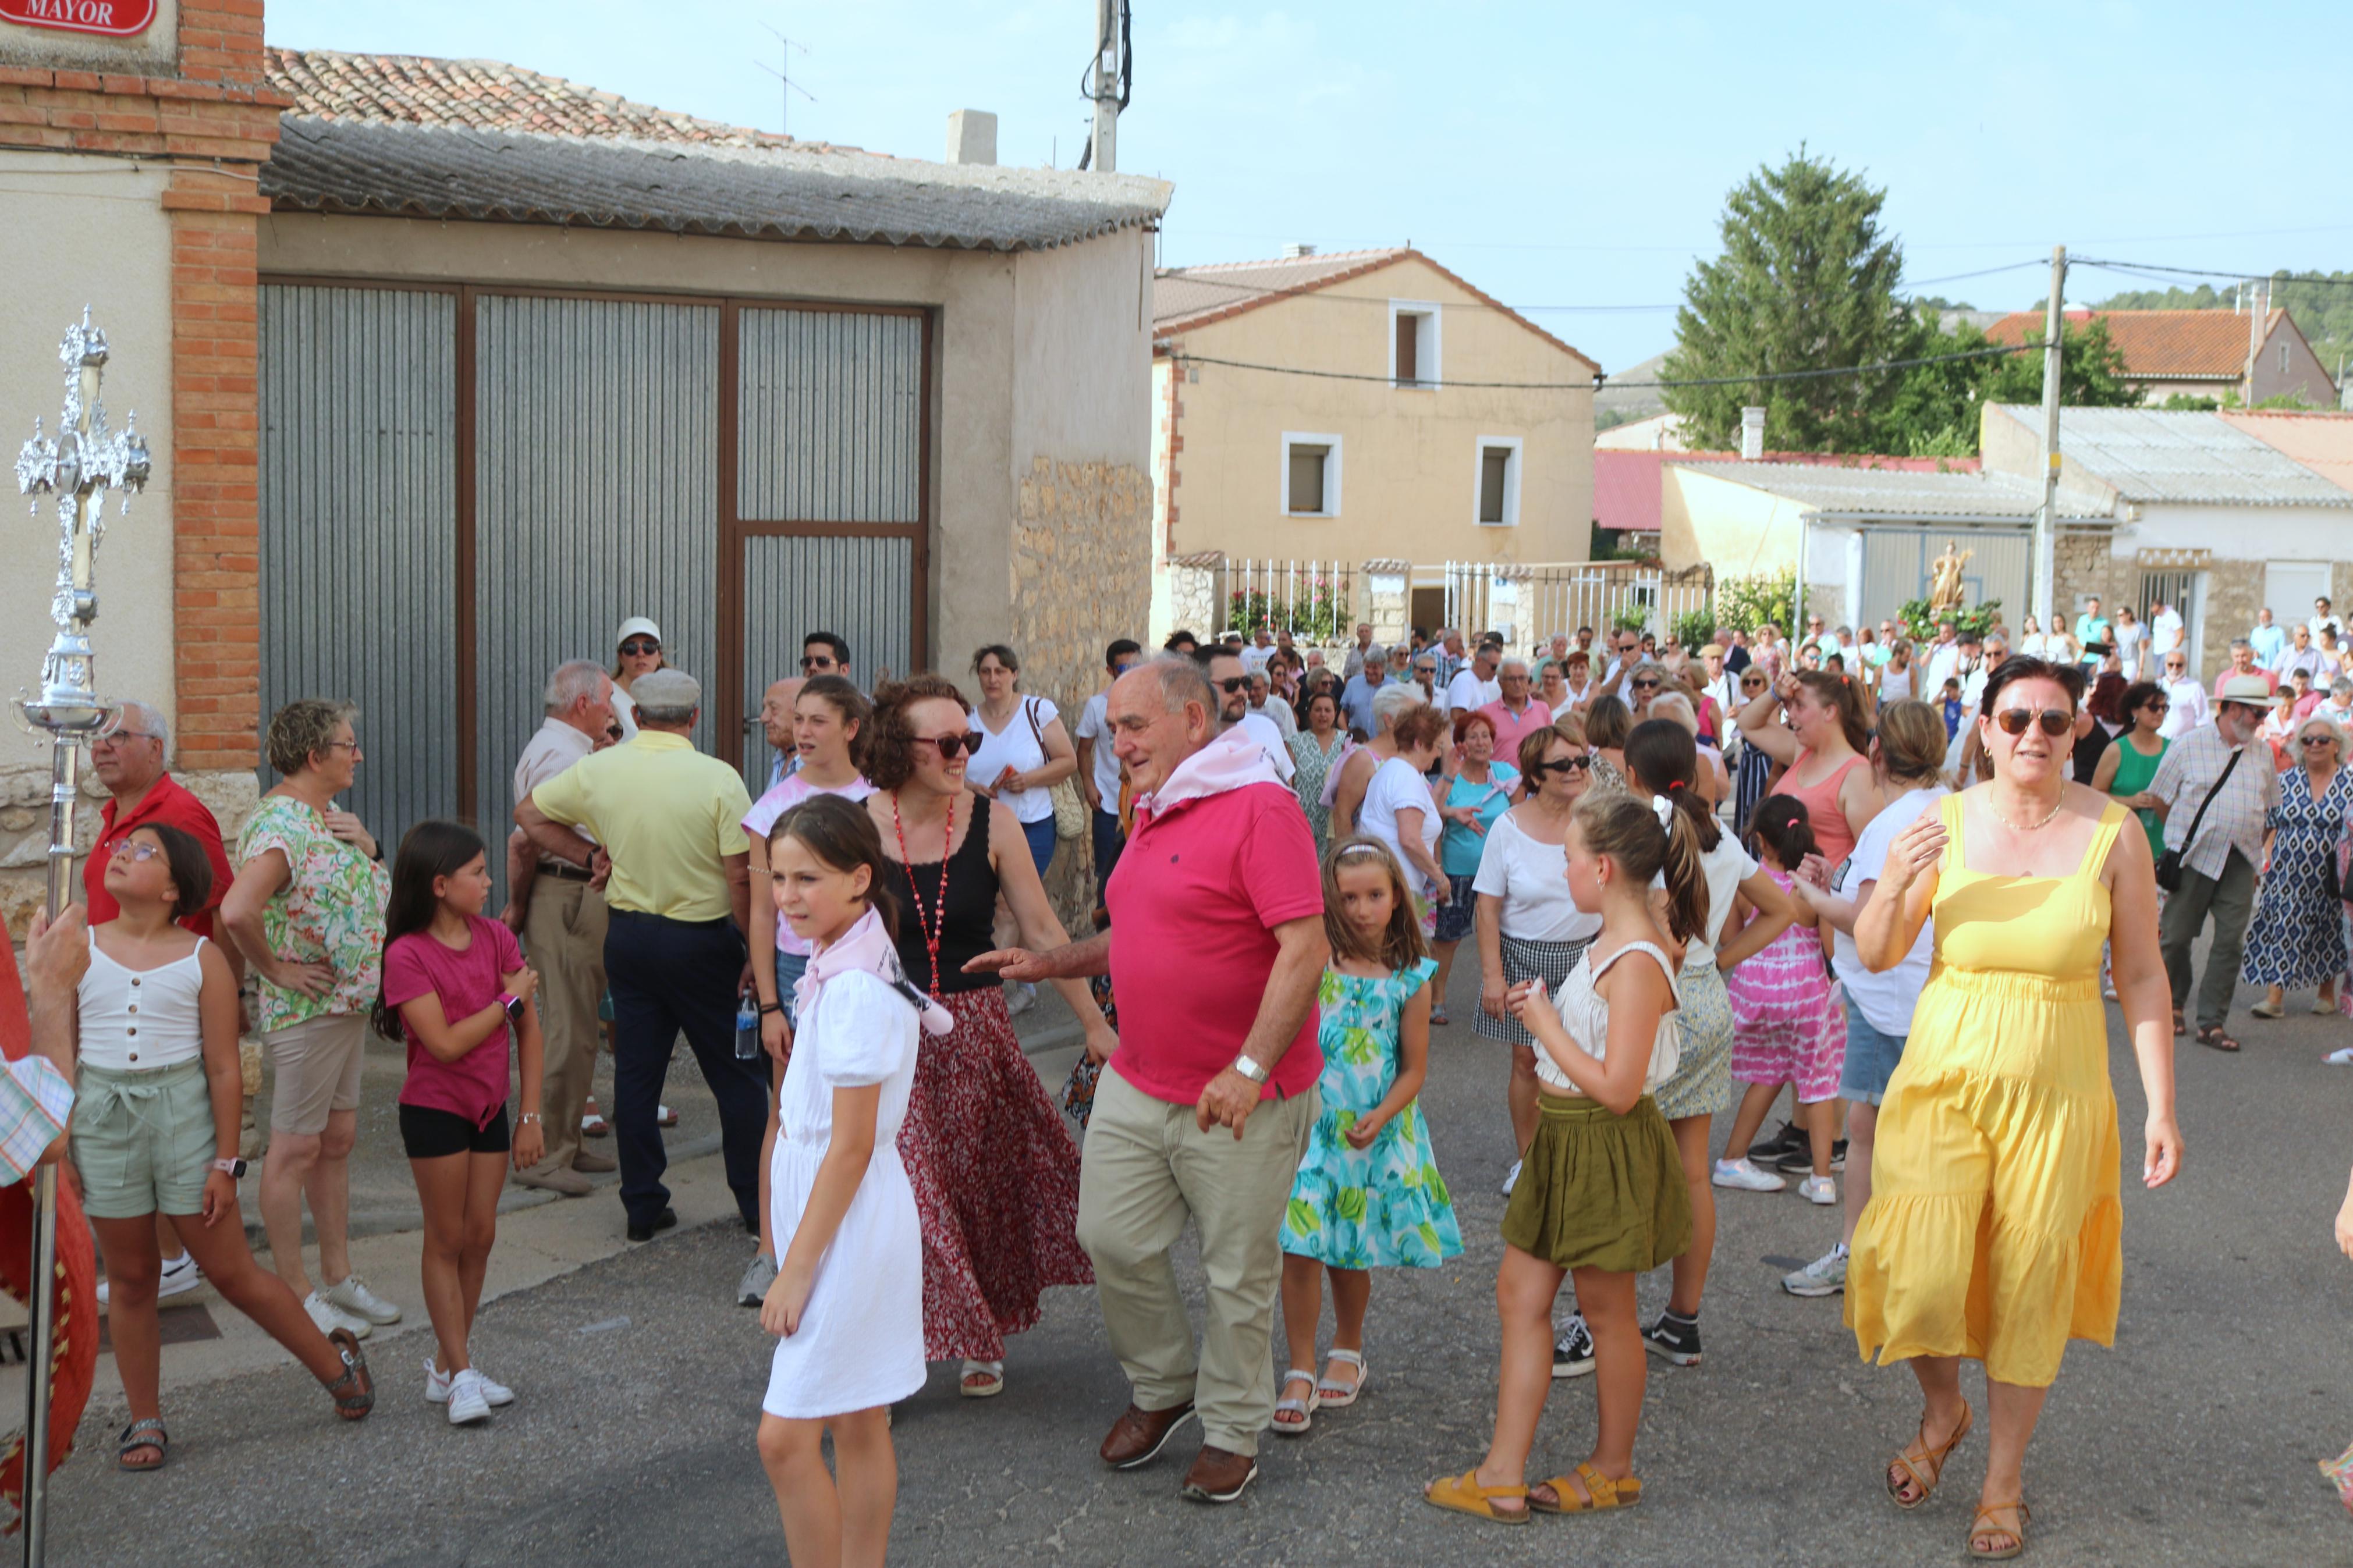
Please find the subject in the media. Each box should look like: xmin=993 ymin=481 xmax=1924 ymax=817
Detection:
xmin=734 ymin=996 xmax=761 ymax=1061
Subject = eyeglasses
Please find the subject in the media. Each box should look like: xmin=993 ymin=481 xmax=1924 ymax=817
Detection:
xmin=801 ymin=654 xmax=839 ymax=671
xmin=323 ymin=739 xmax=362 ymax=753
xmin=109 ymin=840 xmax=165 ymax=863
xmin=1993 ymin=707 xmax=2072 ymax=737
xmin=916 ymin=733 xmax=983 ymax=759
xmin=2164 ymin=663 xmax=2186 ymax=671
xmin=619 ymin=639 xmax=661 ymax=657
xmin=1528 ymin=755 xmax=1593 ymax=777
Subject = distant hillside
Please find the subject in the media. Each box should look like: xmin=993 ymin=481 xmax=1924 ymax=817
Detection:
xmin=2089 ymin=273 xmax=2352 ymax=398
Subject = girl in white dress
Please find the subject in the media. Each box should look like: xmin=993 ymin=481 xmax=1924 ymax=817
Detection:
xmin=755 ymin=795 xmax=953 ymax=1567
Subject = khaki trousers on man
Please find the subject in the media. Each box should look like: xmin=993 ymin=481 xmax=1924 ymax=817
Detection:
xmin=1077 ymin=1065 xmax=1318 ymax=1459
xmin=523 ymin=876 xmax=608 ymax=1176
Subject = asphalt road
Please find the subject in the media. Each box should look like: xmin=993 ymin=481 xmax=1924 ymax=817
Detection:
xmin=42 ymin=951 xmax=2353 ymax=1567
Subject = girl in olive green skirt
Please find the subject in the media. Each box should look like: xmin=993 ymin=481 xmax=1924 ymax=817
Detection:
xmin=1424 ymin=790 xmax=1703 ymax=1524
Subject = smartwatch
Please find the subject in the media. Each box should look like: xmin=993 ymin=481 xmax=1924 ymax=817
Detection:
xmin=212 ymin=1157 xmax=247 ymax=1180
xmin=499 ymin=993 xmax=525 ymax=1025
xmin=1229 ymin=1054 xmax=1269 ymax=1085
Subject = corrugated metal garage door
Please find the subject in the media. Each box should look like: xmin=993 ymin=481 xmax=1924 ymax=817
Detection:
xmin=258 ymin=283 xmax=458 ymax=854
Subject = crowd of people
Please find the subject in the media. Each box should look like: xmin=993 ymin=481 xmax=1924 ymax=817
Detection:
xmin=33 ymin=589 xmax=2353 ymax=1559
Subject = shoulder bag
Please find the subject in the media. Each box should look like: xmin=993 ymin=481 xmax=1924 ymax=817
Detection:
xmin=2153 ymin=745 xmax=2241 ymax=894
xmin=1026 ymin=697 xmax=1087 ymax=843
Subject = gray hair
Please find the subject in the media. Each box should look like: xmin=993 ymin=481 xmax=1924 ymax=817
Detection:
xmin=113 ymin=699 xmax=168 ymax=746
xmin=1358 ymin=643 xmax=1387 ymax=666
xmin=631 ymin=668 xmax=702 ymax=725
xmin=1135 ymin=654 xmax=1215 ymax=717
xmin=2230 ymin=637 xmax=2252 ymax=652
xmin=543 ymin=659 xmax=608 ymax=713
xmin=2300 ymin=714 xmax=2347 ymax=754
xmin=2333 ymin=677 xmax=2353 ymax=699
xmin=1646 ymin=691 xmax=1698 ymax=734
xmin=1370 ymin=682 xmax=1426 ymax=733
xmin=1497 ymin=656 xmax=1531 ymax=677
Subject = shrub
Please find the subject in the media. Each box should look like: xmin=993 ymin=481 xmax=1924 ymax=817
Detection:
xmin=1713 ymin=570 xmax=1798 ymax=635
xmin=1671 ymin=609 xmax=1718 ymax=651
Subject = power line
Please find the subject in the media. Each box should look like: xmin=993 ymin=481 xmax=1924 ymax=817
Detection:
xmin=2073 ymin=257 xmax=2353 ymax=290
xmin=1166 ymin=342 xmax=2032 ymax=393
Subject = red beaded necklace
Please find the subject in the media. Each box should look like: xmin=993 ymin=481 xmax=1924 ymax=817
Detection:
xmin=890 ymin=790 xmax=954 ymax=1001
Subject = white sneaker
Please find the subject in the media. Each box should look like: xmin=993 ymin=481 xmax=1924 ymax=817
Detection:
xmin=1798 ymin=1174 xmax=1838 ymax=1206
xmin=1006 ymin=982 xmax=1037 ymax=1018
xmin=98 ymin=1251 xmax=202 ymax=1307
xmin=1712 ymin=1157 xmax=1787 ymax=1193
xmin=1500 ymin=1158 xmax=1522 ymax=1197
xmin=304 ymin=1290 xmax=371 ymax=1339
xmin=425 ymin=1357 xmax=513 ymax=1407
xmin=324 ymin=1273 xmax=403 ymax=1326
xmin=2326 ymin=1047 xmax=2353 ymax=1066
xmin=445 ymin=1367 xmax=493 ymax=1425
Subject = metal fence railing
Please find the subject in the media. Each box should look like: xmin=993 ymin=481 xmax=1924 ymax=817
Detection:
xmin=1202 ymin=557 xmax=1717 ymax=650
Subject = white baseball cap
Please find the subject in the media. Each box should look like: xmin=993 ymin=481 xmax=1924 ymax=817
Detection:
xmin=615 ymin=616 xmax=662 ymax=648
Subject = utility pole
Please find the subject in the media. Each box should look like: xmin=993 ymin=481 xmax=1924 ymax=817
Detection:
xmin=1082 ymin=0 xmax=1128 ymax=172
xmin=2031 ymin=245 xmax=2067 ymax=632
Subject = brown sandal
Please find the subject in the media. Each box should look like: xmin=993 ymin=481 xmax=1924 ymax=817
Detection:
xmin=1886 ymin=1400 xmax=1972 ymax=1509
xmin=325 ymin=1326 xmax=374 ymax=1419
xmin=2196 ymin=1025 xmax=2241 ymax=1053
xmin=1529 ymin=1460 xmax=1642 ymax=1513
xmin=1968 ymin=1498 xmax=2029 ymax=1560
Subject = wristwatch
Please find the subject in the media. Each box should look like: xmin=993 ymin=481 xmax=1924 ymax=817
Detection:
xmin=1229 ymin=1054 xmax=1269 ymax=1085
xmin=212 ymin=1157 xmax=246 ymax=1180
xmin=499 ymin=993 xmax=524 ymax=1024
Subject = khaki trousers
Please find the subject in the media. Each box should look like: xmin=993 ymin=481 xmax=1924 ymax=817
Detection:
xmin=1076 ymin=1065 xmax=1317 ymax=1457
xmin=522 ymin=877 xmax=608 ymax=1176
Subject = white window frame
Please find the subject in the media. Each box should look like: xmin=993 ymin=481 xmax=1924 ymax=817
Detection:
xmin=1280 ymin=431 xmax=1343 ymax=518
xmin=1388 ymin=300 xmax=1442 ymax=389
xmin=1472 ymin=435 xmax=1523 ymax=526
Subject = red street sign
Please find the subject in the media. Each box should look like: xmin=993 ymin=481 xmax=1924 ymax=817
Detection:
xmin=0 ymin=0 xmax=157 ymax=36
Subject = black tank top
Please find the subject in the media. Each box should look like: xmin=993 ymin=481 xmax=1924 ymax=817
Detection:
xmin=883 ymin=803 xmax=1002 ymax=994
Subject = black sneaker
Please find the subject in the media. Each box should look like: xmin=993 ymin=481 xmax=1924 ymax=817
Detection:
xmin=1552 ymin=1314 xmax=1596 ymax=1379
xmin=1642 ymin=1314 xmax=1702 ymax=1368
xmin=626 ymin=1206 xmax=678 ymax=1243
xmin=1748 ymin=1121 xmax=1805 ymax=1164
xmin=1773 ymin=1138 xmax=1848 ymax=1174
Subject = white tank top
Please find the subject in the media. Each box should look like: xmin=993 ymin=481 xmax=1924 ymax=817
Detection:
xmin=77 ymin=933 xmax=207 ymax=1072
xmin=1535 ymin=939 xmax=1681 ymax=1095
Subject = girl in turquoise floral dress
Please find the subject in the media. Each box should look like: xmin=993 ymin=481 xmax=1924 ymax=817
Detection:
xmin=1273 ymin=836 xmax=1464 ymax=1435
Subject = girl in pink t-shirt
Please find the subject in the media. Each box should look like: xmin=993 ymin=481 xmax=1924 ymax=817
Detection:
xmin=374 ymin=820 xmax=545 ymax=1425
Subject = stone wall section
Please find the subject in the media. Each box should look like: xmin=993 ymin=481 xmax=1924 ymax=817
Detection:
xmin=1010 ymin=456 xmax=1152 ymax=927
xmin=0 ymin=765 xmax=255 ymax=931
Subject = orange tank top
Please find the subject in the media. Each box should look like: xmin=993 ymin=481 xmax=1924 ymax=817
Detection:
xmin=1771 ymin=749 xmax=1865 ymax=865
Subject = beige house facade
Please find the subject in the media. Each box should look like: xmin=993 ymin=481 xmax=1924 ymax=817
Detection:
xmin=1148 ymin=248 xmax=1596 ymax=639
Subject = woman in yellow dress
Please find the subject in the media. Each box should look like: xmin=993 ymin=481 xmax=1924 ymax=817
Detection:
xmin=1848 ymin=656 xmax=2181 ymax=1561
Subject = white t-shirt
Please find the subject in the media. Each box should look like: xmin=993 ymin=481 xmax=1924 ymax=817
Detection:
xmin=968 ymin=696 xmax=1059 ymax=824
xmin=1880 ymin=664 xmax=1916 ymax=702
xmin=1471 ymin=809 xmax=1601 ymax=944
xmin=1234 ymin=712 xmax=1296 ymax=781
xmin=1074 ymin=691 xmax=1121 ymax=809
xmin=2157 ymin=677 xmax=2208 ymax=741
xmin=1829 ymin=785 xmax=1947 ymax=1036
xmin=2150 ymin=609 xmax=2184 ymax=655
xmin=743 ymin=773 xmax=878 ymax=956
xmin=1656 ymin=827 xmax=1759 ymax=966
xmin=1358 ymin=756 xmax=1439 ymax=894
xmin=1240 ymin=644 xmax=1276 ymax=675
xmin=1922 ymin=641 xmax=1962 ymax=692
xmin=1447 ymin=670 xmax=1502 ymax=711
xmin=1960 ymin=662 xmax=1990 ymax=712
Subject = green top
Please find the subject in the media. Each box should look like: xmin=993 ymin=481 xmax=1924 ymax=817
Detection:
xmin=2106 ymin=732 xmax=2169 ymax=859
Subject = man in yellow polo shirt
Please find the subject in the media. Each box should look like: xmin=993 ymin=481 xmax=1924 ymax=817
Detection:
xmin=517 ymin=668 xmax=765 ymax=1247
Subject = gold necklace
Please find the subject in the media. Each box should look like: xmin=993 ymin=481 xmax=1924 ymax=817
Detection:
xmin=1989 ymin=790 xmax=2065 ymax=831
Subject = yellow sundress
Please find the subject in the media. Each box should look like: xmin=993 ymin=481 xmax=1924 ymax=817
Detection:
xmin=1845 ymin=793 xmax=2126 ymax=1388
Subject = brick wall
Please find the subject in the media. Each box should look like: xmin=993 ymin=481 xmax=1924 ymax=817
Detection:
xmin=0 ymin=0 xmax=282 ymax=774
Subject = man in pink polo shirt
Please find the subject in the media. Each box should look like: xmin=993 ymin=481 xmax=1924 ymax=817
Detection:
xmin=1475 ymin=656 xmax=1555 ymax=762
xmin=971 ymin=656 xmax=1326 ymax=1506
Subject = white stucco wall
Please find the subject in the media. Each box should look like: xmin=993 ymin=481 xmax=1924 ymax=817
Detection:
xmin=0 ymin=151 xmax=178 ymax=769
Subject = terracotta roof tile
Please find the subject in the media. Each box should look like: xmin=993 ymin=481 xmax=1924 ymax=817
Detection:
xmin=1982 ymin=308 xmax=2270 ymax=380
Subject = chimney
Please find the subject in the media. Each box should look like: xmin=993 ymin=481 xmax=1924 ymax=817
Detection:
xmin=945 ymin=109 xmax=998 ymax=166
xmin=1280 ymin=242 xmax=1316 ymax=259
xmin=1740 ymin=406 xmax=1766 ymax=461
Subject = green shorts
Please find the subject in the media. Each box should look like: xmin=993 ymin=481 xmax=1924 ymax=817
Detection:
xmin=70 ymin=1059 xmax=216 ymax=1219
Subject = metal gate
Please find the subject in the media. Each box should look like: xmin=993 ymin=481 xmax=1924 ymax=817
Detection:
xmin=2139 ymin=568 xmax=2202 ymax=673
xmin=1857 ymin=527 xmax=2031 ymax=630
xmin=258 ymin=283 xmax=459 ymax=855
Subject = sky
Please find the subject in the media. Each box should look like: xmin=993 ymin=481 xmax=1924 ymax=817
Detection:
xmin=267 ymin=0 xmax=2353 ymax=374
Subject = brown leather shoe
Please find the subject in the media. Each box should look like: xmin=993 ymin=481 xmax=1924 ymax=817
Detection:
xmin=1099 ymin=1402 xmax=1197 ymax=1470
xmin=1181 ymin=1444 xmax=1259 ymax=1504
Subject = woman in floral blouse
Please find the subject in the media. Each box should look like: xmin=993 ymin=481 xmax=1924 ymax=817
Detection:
xmin=221 ymin=699 xmax=396 ymax=1342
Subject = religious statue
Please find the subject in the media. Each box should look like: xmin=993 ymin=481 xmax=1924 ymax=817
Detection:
xmin=1927 ymin=539 xmax=1972 ymax=614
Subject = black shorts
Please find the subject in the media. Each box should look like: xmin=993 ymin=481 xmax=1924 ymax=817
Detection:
xmin=398 ymin=1103 xmax=512 ymax=1160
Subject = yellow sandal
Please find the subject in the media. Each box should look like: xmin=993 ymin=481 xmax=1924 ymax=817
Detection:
xmin=1968 ymin=1499 xmax=2029 ymax=1560
xmin=1529 ymin=1460 xmax=1641 ymax=1513
xmin=1887 ymin=1400 xmax=1972 ymax=1509
xmin=1421 ymin=1469 xmax=1530 ymax=1525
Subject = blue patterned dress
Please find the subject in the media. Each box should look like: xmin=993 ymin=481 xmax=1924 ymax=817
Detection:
xmin=1282 ymin=960 xmax=1464 ymax=1270
xmin=2242 ymin=766 xmax=2353 ymax=990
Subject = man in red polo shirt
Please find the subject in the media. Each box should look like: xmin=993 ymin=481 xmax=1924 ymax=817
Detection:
xmin=971 ymin=656 xmax=1327 ymax=1506
xmin=84 ymin=701 xmax=243 ymax=1302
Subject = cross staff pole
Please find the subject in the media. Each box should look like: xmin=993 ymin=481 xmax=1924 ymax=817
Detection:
xmin=13 ymin=308 xmax=147 ymax=1566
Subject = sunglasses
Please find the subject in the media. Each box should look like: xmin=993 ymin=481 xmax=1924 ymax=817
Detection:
xmin=109 ymin=840 xmax=165 ymax=863
xmin=1529 ymin=755 xmax=1594 ymax=777
xmin=2302 ymin=735 xmax=2340 ymax=747
xmin=917 ymin=733 xmax=983 ymax=759
xmin=619 ymin=639 xmax=661 ymax=657
xmin=800 ymin=655 xmax=839 ymax=671
xmin=2144 ymin=699 xmax=2170 ymax=713
xmin=1631 ymin=679 xmax=1660 ymax=692
xmin=1993 ymin=707 xmax=2073 ymax=737
xmin=1215 ymin=677 xmax=1251 ymax=694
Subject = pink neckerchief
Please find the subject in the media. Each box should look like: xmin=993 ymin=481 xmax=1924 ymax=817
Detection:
xmin=794 ymin=906 xmax=954 ymax=1037
xmin=1132 ymin=731 xmax=1286 ymax=828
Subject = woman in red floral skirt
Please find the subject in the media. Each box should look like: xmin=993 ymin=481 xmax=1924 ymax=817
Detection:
xmin=864 ymin=675 xmax=1115 ymax=1398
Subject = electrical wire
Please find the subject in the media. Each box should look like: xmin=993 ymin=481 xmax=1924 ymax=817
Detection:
xmin=1165 ymin=342 xmax=2032 ymax=393
xmin=2074 ymin=257 xmax=2353 ymax=290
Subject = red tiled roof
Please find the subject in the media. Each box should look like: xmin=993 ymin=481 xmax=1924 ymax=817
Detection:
xmin=2220 ymin=410 xmax=2353 ymax=495
xmin=1597 ymin=449 xmax=1980 ymax=533
xmin=1982 ymin=308 xmax=2272 ymax=380
xmin=263 ymin=47 xmax=872 ymax=156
